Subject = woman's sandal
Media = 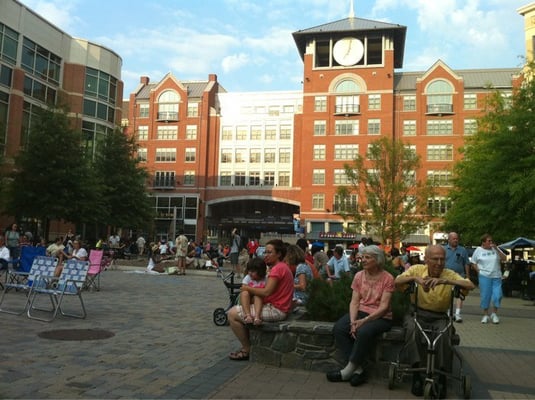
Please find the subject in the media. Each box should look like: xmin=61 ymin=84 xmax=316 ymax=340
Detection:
xmin=253 ymin=318 xmax=263 ymax=326
xmin=229 ymin=349 xmax=249 ymax=361
xmin=243 ymin=314 xmax=253 ymax=324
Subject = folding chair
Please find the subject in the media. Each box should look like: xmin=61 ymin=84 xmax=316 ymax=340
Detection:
xmin=84 ymin=249 xmax=104 ymax=291
xmin=27 ymin=259 xmax=90 ymax=322
xmin=7 ymin=246 xmax=47 ymax=286
xmin=0 ymin=256 xmax=58 ymax=315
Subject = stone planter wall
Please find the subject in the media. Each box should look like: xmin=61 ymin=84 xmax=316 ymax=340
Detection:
xmin=249 ymin=313 xmax=406 ymax=373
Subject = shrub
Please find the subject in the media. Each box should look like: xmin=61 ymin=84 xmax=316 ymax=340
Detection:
xmin=305 ymin=261 xmax=410 ymax=324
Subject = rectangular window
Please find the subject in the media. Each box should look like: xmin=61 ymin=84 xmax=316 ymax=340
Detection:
xmin=222 ymin=126 xmax=233 ymax=140
xmin=368 ymin=119 xmax=380 ymax=135
xmin=428 ymin=197 xmax=452 ymax=215
xmin=427 ymin=170 xmax=452 ymax=187
xmin=427 ymin=145 xmax=453 ymax=161
xmin=264 ymin=171 xmax=275 ymax=186
xmin=184 ymin=170 xmax=195 ymax=185
xmin=464 ymin=119 xmax=477 ymax=136
xmin=249 ymin=172 xmax=261 ymax=186
xmin=235 ymin=171 xmax=246 ymax=186
xmin=279 ymin=148 xmax=291 ymax=163
xmin=403 ymin=120 xmax=416 ymax=136
xmin=313 ymin=169 xmax=325 ymax=185
xmin=137 ymin=125 xmax=148 ymax=140
xmin=278 ymin=171 xmax=290 ymax=186
xmin=335 ymin=120 xmax=359 ymax=135
xmin=268 ymin=106 xmax=279 ymax=116
xmin=313 ymin=144 xmax=326 ymax=160
xmin=220 ymin=171 xmax=232 ymax=186
xmin=236 ymin=126 xmax=248 ymax=140
xmin=463 ymin=94 xmax=477 ymax=110
xmin=314 ymin=120 xmax=326 ymax=136
xmin=264 ymin=148 xmax=276 ymax=163
xmin=0 ymin=24 xmax=19 ymax=65
xmin=187 ymin=102 xmax=199 ymax=117
xmin=235 ymin=149 xmax=247 ymax=163
xmin=334 ymin=144 xmax=358 ymax=160
xmin=250 ymin=148 xmax=261 ymax=163
xmin=333 ymin=194 xmax=358 ymax=212
xmin=157 ymin=126 xmax=177 ymax=140
xmin=403 ymin=95 xmax=416 ymax=111
xmin=335 ymin=95 xmax=360 ymax=114
xmin=22 ymin=37 xmax=62 ymax=85
xmin=221 ymin=149 xmax=232 ymax=163
xmin=265 ymin=125 xmax=277 ymax=140
xmin=154 ymin=171 xmax=175 ymax=187
xmin=368 ymin=94 xmax=381 ymax=110
xmin=155 ymin=148 xmax=176 ymax=162
xmin=334 ymin=169 xmax=351 ymax=185
xmin=314 ymin=96 xmax=327 ymax=112
xmin=251 ymin=125 xmax=262 ymax=140
xmin=280 ymin=125 xmax=291 ymax=139
xmin=312 ymin=194 xmax=325 ymax=210
xmin=137 ymin=148 xmax=147 ymax=162
xmin=283 ymin=105 xmax=294 ymax=113
xmin=185 ymin=148 xmax=196 ymax=162
xmin=427 ymin=120 xmax=453 ymax=136
xmin=404 ymin=145 xmax=417 ymax=160
xmin=139 ymin=103 xmax=149 ymax=118
xmin=186 ymin=125 xmax=197 ymax=140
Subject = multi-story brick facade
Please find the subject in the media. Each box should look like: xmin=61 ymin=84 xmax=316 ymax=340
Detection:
xmin=0 ymin=0 xmax=123 ymax=237
xmin=130 ymin=16 xmax=521 ymax=246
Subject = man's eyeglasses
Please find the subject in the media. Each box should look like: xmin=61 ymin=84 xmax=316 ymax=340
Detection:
xmin=428 ymin=257 xmax=445 ymax=263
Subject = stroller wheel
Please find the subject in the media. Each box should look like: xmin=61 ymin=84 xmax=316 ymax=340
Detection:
xmin=213 ymin=308 xmax=228 ymax=326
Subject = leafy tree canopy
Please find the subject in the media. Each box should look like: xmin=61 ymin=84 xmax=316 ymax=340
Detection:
xmin=337 ymin=137 xmax=435 ymax=245
xmin=443 ymin=67 xmax=535 ymax=244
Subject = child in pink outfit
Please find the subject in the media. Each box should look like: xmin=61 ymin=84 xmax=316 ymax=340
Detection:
xmin=240 ymin=257 xmax=267 ymax=325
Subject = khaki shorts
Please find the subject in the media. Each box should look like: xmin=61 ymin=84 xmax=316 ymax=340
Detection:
xmin=236 ymin=303 xmax=287 ymax=322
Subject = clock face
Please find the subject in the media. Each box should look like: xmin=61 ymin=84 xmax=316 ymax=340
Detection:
xmin=333 ymin=37 xmax=364 ymax=66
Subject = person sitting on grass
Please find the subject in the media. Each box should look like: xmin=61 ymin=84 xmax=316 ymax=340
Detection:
xmin=240 ymin=257 xmax=268 ymax=326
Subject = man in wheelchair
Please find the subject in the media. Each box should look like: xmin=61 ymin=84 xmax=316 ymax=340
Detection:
xmin=395 ymin=245 xmax=475 ymax=397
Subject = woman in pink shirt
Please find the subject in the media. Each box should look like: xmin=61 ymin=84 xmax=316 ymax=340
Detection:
xmin=326 ymin=245 xmax=395 ymax=386
xmin=228 ymin=239 xmax=294 ymax=361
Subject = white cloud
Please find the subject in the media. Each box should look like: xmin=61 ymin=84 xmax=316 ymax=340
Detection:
xmin=20 ymin=0 xmax=82 ymax=32
xmin=221 ymin=53 xmax=250 ymax=73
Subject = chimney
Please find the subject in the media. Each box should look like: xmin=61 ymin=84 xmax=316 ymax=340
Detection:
xmin=208 ymin=74 xmax=217 ymax=82
xmin=140 ymin=76 xmax=150 ymax=85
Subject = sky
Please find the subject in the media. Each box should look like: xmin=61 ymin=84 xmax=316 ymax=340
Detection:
xmin=18 ymin=0 xmax=530 ymax=98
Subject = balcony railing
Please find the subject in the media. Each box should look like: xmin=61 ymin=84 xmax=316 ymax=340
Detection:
xmin=426 ymin=104 xmax=453 ymax=114
xmin=157 ymin=111 xmax=179 ymax=121
xmin=334 ymin=104 xmax=360 ymax=115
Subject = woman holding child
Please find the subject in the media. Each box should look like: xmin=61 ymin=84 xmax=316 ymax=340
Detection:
xmin=228 ymin=239 xmax=294 ymax=361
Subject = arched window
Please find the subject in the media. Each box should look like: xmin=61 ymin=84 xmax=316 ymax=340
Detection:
xmin=157 ymin=90 xmax=180 ymax=121
xmin=426 ymin=80 xmax=453 ymax=114
xmin=334 ymin=79 xmax=361 ymax=115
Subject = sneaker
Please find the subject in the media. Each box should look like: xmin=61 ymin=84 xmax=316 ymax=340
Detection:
xmin=481 ymin=315 xmax=489 ymax=324
xmin=454 ymin=314 xmax=463 ymax=323
xmin=490 ymin=313 xmax=500 ymax=324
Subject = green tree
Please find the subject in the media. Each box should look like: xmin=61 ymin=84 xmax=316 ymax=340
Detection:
xmin=336 ymin=137 xmax=434 ymax=245
xmin=93 ymin=128 xmax=153 ymax=231
xmin=443 ymin=70 xmax=535 ymax=244
xmin=5 ymin=106 xmax=104 ymax=239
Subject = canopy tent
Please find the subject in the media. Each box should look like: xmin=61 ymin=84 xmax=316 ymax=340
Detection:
xmin=498 ymin=237 xmax=535 ymax=249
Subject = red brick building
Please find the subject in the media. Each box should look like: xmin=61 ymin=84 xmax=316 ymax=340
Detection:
xmin=127 ymin=15 xmax=520 ymax=247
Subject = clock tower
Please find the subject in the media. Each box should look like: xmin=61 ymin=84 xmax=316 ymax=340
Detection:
xmin=291 ymin=15 xmax=407 ymax=239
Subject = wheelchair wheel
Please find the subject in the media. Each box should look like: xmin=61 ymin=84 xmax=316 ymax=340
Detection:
xmin=461 ymin=375 xmax=471 ymax=399
xmin=213 ymin=308 xmax=228 ymax=326
xmin=388 ymin=364 xmax=397 ymax=390
xmin=424 ymin=381 xmax=437 ymax=399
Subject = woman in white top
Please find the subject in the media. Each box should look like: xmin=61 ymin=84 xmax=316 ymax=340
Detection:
xmin=55 ymin=239 xmax=88 ymax=276
xmin=471 ymin=233 xmax=507 ymax=324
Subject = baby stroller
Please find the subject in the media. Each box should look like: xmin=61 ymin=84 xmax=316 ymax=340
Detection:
xmin=213 ymin=265 xmax=242 ymax=326
xmin=387 ymin=283 xmax=471 ymax=399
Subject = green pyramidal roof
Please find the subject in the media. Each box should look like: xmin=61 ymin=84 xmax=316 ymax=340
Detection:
xmin=292 ymin=17 xmax=407 ymax=68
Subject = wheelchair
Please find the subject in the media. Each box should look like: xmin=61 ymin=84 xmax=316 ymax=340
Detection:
xmin=387 ymin=282 xmax=471 ymax=399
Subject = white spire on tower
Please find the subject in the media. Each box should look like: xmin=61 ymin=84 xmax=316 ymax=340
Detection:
xmin=349 ymin=0 xmax=355 ymax=18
